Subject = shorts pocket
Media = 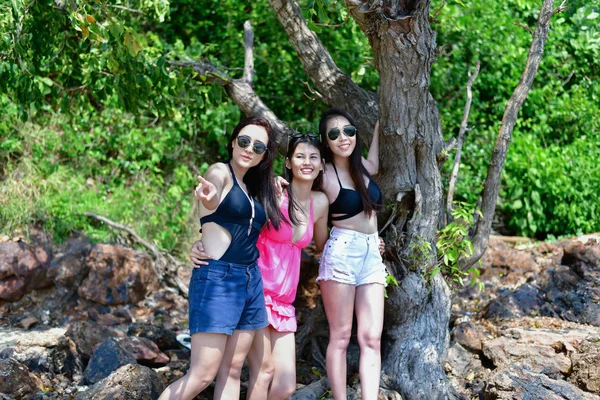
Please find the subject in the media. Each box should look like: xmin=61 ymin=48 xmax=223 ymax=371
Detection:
xmin=192 ymin=263 xmax=231 ymax=283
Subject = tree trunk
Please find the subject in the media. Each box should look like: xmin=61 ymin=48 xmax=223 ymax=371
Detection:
xmin=352 ymin=1 xmax=451 ymax=398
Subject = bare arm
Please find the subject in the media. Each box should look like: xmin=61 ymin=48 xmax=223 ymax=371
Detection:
xmin=195 ymin=163 xmax=227 ymax=210
xmin=362 ymin=120 xmax=379 ymax=175
xmin=312 ymin=192 xmax=329 ymax=252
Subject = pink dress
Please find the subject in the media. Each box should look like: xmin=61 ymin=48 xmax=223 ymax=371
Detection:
xmin=256 ymin=193 xmax=314 ymax=332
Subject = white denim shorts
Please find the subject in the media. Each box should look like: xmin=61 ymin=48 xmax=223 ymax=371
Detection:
xmin=317 ymin=227 xmax=387 ymax=286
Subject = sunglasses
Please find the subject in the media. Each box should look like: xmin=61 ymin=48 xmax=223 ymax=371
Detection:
xmin=289 ymin=131 xmax=319 ymax=140
xmin=327 ymin=125 xmax=357 ymax=141
xmin=236 ymin=135 xmax=268 ymax=155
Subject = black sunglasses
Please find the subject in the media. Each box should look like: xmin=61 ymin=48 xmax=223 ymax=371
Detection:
xmin=237 ymin=135 xmax=268 ymax=155
xmin=289 ymin=131 xmax=319 ymax=140
xmin=327 ymin=125 xmax=357 ymax=141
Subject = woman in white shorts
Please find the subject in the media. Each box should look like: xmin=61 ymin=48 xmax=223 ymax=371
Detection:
xmin=318 ymin=108 xmax=386 ymax=400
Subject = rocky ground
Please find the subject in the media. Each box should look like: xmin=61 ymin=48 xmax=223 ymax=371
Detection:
xmin=1 ymin=230 xmax=599 ymax=399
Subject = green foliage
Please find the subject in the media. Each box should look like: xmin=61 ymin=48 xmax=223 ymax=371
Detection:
xmin=434 ymin=202 xmax=483 ymax=290
xmin=432 ymin=0 xmax=600 ymax=238
xmin=502 ymin=134 xmax=600 ymax=237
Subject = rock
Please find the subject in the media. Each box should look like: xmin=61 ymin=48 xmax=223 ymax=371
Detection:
xmin=83 ymin=337 xmax=137 ymax=384
xmin=500 ymin=326 xmax=596 ymax=353
xmin=0 ymin=358 xmax=41 ymax=399
xmin=74 ymin=363 xmax=164 ymax=400
xmin=480 ymin=237 xmax=540 ymax=286
xmin=289 ymin=377 xmax=329 ymax=400
xmin=127 ymin=323 xmax=181 ymax=351
xmin=0 ymin=242 xmax=53 ymax=302
xmin=65 ymin=320 xmax=122 ymax=363
xmin=446 ymin=342 xmax=477 ymax=377
xmin=482 ymin=336 xmax=570 ymax=378
xmin=484 ymin=283 xmax=544 ymax=320
xmin=485 ymin=364 xmax=598 ymax=399
xmin=117 ymin=336 xmax=169 ymax=367
xmin=78 ymin=244 xmax=159 ymax=305
xmin=562 ymin=239 xmax=600 ymax=282
xmin=570 ymin=341 xmax=600 ymax=393
xmin=538 ymin=264 xmax=600 ymax=326
xmin=47 ymin=236 xmax=92 ymax=288
xmin=452 ymin=321 xmax=482 ymax=352
xmin=0 ymin=327 xmax=83 ymax=380
xmin=18 ymin=316 xmax=39 ymax=330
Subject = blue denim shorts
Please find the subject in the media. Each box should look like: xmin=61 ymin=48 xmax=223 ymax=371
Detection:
xmin=188 ymin=259 xmax=268 ymax=335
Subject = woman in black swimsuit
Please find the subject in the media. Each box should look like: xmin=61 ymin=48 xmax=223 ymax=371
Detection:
xmin=317 ymin=108 xmax=385 ymax=400
xmin=159 ymin=117 xmax=283 ymax=400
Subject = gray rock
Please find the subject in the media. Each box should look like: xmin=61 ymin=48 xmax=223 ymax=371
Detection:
xmin=483 ymin=336 xmax=570 ymax=379
xmin=484 ymin=283 xmax=544 ymax=320
xmin=65 ymin=320 xmax=121 ymax=363
xmin=485 ymin=365 xmax=598 ymax=399
xmin=127 ymin=322 xmax=180 ymax=351
xmin=453 ymin=321 xmax=483 ymax=352
xmin=75 ymin=363 xmax=164 ymax=400
xmin=83 ymin=338 xmax=137 ymax=384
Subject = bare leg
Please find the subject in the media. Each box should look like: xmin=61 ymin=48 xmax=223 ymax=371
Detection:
xmin=268 ymin=330 xmax=297 ymax=400
xmin=320 ymin=280 xmax=356 ymax=400
xmin=214 ymin=330 xmax=257 ymax=400
xmin=246 ymin=328 xmax=274 ymax=400
xmin=158 ymin=333 xmax=227 ymax=400
xmin=355 ymin=283 xmax=385 ymax=400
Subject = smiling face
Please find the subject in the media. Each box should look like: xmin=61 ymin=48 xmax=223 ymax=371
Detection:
xmin=325 ymin=115 xmax=356 ymax=158
xmin=286 ymin=142 xmax=323 ymax=183
xmin=231 ymin=124 xmax=269 ymax=169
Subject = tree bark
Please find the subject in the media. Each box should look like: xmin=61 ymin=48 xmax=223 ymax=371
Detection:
xmin=352 ymin=1 xmax=451 ymax=398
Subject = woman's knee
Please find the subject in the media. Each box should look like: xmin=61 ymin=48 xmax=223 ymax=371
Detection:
xmin=329 ymin=325 xmax=352 ymax=348
xmin=270 ymin=379 xmax=296 ymax=399
xmin=255 ymin=359 xmax=275 ymax=385
xmin=357 ymin=329 xmax=381 ymax=351
xmin=187 ymin=368 xmax=217 ymax=389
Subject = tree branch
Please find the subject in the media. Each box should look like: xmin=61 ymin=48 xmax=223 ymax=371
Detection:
xmin=106 ymin=4 xmax=146 ymax=14
xmin=169 ymin=21 xmax=293 ymax=150
xmin=268 ymin=0 xmax=378 ymax=135
xmin=463 ymin=0 xmax=561 ymax=269
xmin=513 ymin=22 xmax=534 ymax=36
xmin=446 ymin=61 xmax=480 ymax=220
xmin=243 ymin=20 xmax=255 ymax=84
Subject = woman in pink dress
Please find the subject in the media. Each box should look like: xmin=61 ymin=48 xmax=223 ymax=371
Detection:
xmin=191 ymin=132 xmax=329 ymax=399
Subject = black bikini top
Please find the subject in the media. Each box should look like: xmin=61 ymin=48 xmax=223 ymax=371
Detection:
xmin=200 ymin=162 xmax=267 ymax=264
xmin=328 ymin=163 xmax=383 ymax=221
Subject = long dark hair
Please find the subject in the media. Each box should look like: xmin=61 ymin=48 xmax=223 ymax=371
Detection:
xmin=319 ymin=108 xmax=379 ymax=216
xmin=284 ymin=133 xmax=324 ymax=226
xmin=228 ymin=116 xmax=283 ymax=230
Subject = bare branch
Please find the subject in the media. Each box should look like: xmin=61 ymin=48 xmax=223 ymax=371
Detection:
xmin=243 ymin=21 xmax=255 ymax=84
xmin=169 ymin=59 xmax=231 ymax=85
xmin=107 ymin=4 xmax=146 ymax=14
xmin=431 ymin=0 xmax=446 ymax=22
xmin=446 ymin=61 xmax=480 ymax=220
xmin=513 ymin=22 xmax=534 ymax=36
xmin=268 ymin=0 xmax=378 ymax=135
xmin=463 ymin=0 xmax=563 ymax=269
